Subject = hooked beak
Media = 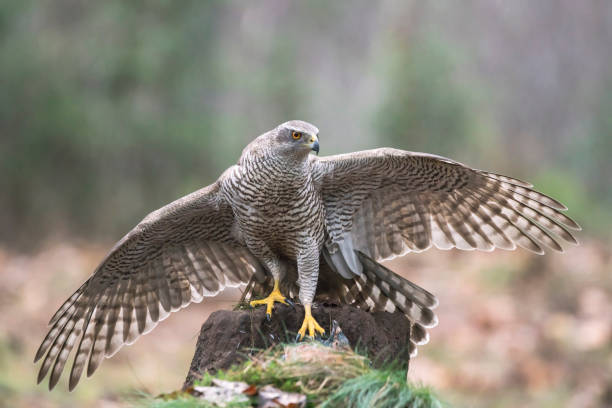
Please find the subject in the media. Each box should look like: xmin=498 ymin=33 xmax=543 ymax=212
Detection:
xmin=309 ymin=135 xmax=319 ymax=155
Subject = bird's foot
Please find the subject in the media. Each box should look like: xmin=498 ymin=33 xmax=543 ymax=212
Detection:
xmin=249 ymin=285 xmax=289 ymax=320
xmin=297 ymin=304 xmax=325 ymax=340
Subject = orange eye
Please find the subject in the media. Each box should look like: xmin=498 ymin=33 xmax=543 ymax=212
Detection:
xmin=292 ymin=131 xmax=301 ymax=140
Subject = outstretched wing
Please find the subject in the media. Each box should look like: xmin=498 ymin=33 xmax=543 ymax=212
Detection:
xmin=35 ymin=179 xmax=265 ymax=391
xmin=311 ymin=148 xmax=580 ymax=277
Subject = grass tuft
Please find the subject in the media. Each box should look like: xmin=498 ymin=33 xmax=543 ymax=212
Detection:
xmin=321 ymin=368 xmax=442 ymax=408
xmin=133 ymin=342 xmax=444 ymax=407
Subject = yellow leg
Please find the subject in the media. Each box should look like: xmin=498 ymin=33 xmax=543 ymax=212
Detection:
xmin=297 ymin=304 xmax=325 ymax=339
xmin=249 ymin=279 xmax=288 ymax=318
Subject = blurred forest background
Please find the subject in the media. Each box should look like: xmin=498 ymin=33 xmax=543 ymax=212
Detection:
xmin=1 ymin=1 xmax=611 ymax=407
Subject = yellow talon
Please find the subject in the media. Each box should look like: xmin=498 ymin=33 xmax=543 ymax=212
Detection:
xmin=249 ymin=280 xmax=288 ymax=317
xmin=297 ymin=304 xmax=325 ymax=339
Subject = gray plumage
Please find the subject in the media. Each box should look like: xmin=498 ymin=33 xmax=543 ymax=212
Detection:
xmin=35 ymin=120 xmax=580 ymax=390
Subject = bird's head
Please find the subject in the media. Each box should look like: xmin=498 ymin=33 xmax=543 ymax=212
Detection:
xmin=272 ymin=120 xmax=319 ymax=157
xmin=241 ymin=120 xmax=320 ymax=164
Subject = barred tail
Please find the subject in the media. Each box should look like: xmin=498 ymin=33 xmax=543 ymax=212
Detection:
xmin=354 ymin=250 xmax=438 ymax=356
xmin=245 ymin=251 xmax=439 ymax=357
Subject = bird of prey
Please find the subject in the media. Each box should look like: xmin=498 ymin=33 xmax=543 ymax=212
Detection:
xmin=35 ymin=120 xmax=580 ymax=391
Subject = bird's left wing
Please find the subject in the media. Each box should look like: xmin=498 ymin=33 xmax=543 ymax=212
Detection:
xmin=311 ymin=148 xmax=580 ymax=277
xmin=35 ymin=179 xmax=265 ymax=390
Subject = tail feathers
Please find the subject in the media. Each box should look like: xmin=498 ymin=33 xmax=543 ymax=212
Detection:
xmin=320 ymin=249 xmax=438 ymax=357
xmin=354 ymin=251 xmax=437 ymax=357
xmin=245 ymin=251 xmax=438 ymax=358
xmin=356 ymin=251 xmax=438 ymax=310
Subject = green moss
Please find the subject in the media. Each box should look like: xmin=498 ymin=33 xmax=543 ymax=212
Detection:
xmin=135 ymin=342 xmax=444 ymax=408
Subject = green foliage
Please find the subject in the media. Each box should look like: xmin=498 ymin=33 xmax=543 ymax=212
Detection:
xmin=376 ymin=37 xmax=479 ymax=158
xmin=0 ymin=1 xmax=237 ymax=245
xmin=533 ymin=169 xmax=610 ymax=238
xmin=561 ymin=74 xmax=612 ymax=237
xmin=136 ymin=343 xmax=444 ymax=408
xmin=197 ymin=343 xmax=371 ymax=404
xmin=322 ymin=369 xmax=441 ymax=408
xmin=580 ymin=75 xmax=612 ymax=201
xmin=1 ymin=1 xmax=609 ymax=246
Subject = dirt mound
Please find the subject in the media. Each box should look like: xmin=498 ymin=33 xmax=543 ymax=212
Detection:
xmin=184 ymin=303 xmax=412 ymax=388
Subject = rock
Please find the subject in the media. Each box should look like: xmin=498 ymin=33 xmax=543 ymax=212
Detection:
xmin=192 ymin=379 xmax=251 ymax=407
xmin=190 ymin=379 xmax=307 ymax=408
xmin=258 ymin=385 xmax=306 ymax=408
xmin=183 ymin=303 xmax=412 ymax=389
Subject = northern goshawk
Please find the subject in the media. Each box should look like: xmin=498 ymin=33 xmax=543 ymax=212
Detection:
xmin=35 ymin=120 xmax=579 ymax=390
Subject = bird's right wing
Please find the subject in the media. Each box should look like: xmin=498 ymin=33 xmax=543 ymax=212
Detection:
xmin=35 ymin=178 xmax=265 ymax=391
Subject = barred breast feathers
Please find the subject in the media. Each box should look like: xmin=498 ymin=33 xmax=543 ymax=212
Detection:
xmin=226 ymin=145 xmax=326 ymax=258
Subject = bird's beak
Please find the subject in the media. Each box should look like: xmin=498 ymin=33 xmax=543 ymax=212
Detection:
xmin=309 ymin=135 xmax=319 ymax=155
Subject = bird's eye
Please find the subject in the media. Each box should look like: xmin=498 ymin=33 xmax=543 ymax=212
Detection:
xmin=292 ymin=131 xmax=302 ymax=140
